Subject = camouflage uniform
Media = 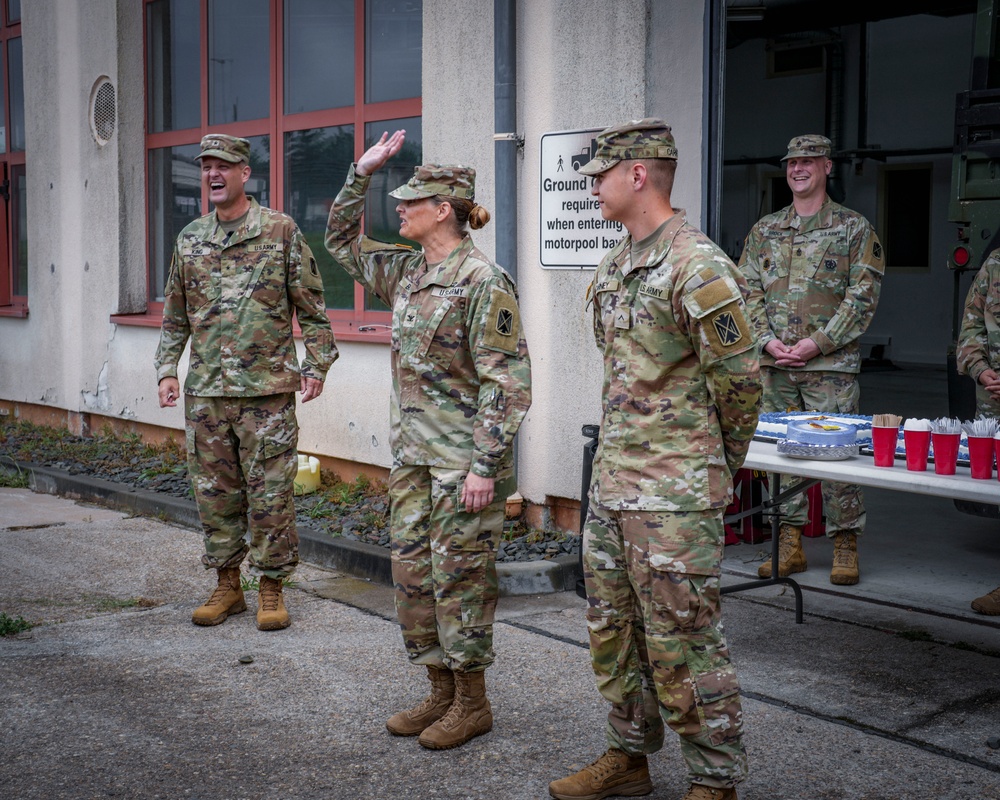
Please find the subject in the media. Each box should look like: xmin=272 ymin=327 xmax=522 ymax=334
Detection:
xmin=324 ymin=163 xmax=531 ymax=672
xmin=957 ymin=248 xmax=1000 ymax=417
xmin=154 ymin=137 xmax=337 ymax=579
xmin=739 ymin=136 xmax=884 ymax=535
xmin=578 ymin=120 xmax=761 ymax=790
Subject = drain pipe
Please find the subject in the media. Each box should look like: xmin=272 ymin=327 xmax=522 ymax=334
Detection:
xmin=493 ymin=0 xmax=519 ymax=281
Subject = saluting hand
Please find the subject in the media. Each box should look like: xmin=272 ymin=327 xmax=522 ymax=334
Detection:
xmin=357 ymin=130 xmax=406 ymax=177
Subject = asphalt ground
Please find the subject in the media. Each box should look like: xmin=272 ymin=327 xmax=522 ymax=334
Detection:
xmin=2 ymin=486 xmax=1000 ymax=800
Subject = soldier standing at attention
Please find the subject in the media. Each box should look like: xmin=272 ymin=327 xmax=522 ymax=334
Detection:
xmin=549 ymin=119 xmax=760 ymax=800
xmin=956 ymin=247 xmax=1000 ymax=615
xmin=154 ymin=134 xmax=337 ymax=631
xmin=324 ymin=131 xmax=531 ymax=750
xmin=739 ymin=135 xmax=884 ymax=586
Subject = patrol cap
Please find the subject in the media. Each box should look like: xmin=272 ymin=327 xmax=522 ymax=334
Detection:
xmin=195 ymin=134 xmax=251 ymax=164
xmin=576 ymin=118 xmax=678 ymax=176
xmin=389 ymin=164 xmax=476 ymax=200
xmin=782 ymin=134 xmax=832 ymax=161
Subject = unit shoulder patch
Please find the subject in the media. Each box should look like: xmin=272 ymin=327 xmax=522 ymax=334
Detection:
xmin=481 ymin=287 xmax=520 ymax=355
xmin=704 ymin=302 xmax=753 ymax=358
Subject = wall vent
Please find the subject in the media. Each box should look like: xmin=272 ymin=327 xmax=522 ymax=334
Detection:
xmin=90 ymin=77 xmax=117 ymax=146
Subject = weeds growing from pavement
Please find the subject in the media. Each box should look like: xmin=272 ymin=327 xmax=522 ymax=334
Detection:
xmin=0 ymin=612 xmax=33 ymax=636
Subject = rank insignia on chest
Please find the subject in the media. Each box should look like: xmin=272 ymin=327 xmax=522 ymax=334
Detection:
xmin=614 ymin=307 xmax=631 ymax=329
xmin=824 ymin=259 xmax=837 ymax=270
xmin=404 ymin=311 xmax=417 ymax=327
xmin=496 ymin=308 xmax=514 ymax=336
xmin=712 ymin=311 xmax=743 ymax=346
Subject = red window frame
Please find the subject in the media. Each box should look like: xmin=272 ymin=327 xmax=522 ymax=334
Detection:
xmin=132 ymin=0 xmax=420 ymax=340
xmin=0 ymin=2 xmax=25 ymax=318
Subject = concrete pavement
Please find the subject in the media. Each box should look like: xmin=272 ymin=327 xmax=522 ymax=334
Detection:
xmin=2 ymin=487 xmax=1000 ymax=800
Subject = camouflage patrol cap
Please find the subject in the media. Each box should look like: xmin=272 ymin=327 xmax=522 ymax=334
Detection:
xmin=195 ymin=134 xmax=251 ymax=164
xmin=782 ymin=134 xmax=832 ymax=161
xmin=389 ymin=164 xmax=476 ymax=200
xmin=576 ymin=118 xmax=678 ymax=176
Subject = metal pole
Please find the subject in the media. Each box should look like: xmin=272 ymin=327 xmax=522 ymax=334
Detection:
xmin=494 ymin=0 xmax=518 ymax=280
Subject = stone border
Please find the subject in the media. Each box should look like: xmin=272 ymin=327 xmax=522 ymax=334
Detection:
xmin=2 ymin=460 xmax=580 ymax=596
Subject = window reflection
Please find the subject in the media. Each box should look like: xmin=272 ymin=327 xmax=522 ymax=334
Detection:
xmin=148 ymin=143 xmax=201 ymax=302
xmin=7 ymin=35 xmax=22 ymax=152
xmin=209 ymin=0 xmax=269 ymax=124
xmin=11 ymin=165 xmax=25 ymax=295
xmin=7 ymin=0 xmax=19 ymax=24
xmin=146 ymin=0 xmax=200 ymax=134
xmin=284 ymin=0 xmax=354 ymax=115
xmin=363 ymin=118 xmax=421 ymax=310
xmin=244 ymin=135 xmax=271 ymax=208
xmin=366 ymin=0 xmax=421 ymax=104
xmin=284 ymin=126 xmax=356 ymax=309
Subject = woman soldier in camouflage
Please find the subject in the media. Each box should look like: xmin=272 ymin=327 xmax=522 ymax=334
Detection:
xmin=325 ymin=130 xmax=531 ymax=749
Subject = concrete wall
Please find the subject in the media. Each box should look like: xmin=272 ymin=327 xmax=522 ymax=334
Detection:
xmin=1 ymin=0 xmax=714 ymax=522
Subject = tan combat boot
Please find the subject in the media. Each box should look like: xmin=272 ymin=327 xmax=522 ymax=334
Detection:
xmin=971 ymin=586 xmax=1000 ymax=615
xmin=418 ymin=669 xmax=492 ymax=750
xmin=191 ymin=566 xmax=246 ymax=626
xmin=548 ymin=749 xmax=652 ymax=800
xmin=680 ymin=785 xmax=737 ymax=800
xmin=830 ymin=532 xmax=860 ymax=585
xmin=256 ymin=575 xmax=291 ymax=630
xmin=386 ymin=666 xmax=455 ymax=736
xmin=757 ymin=523 xmax=807 ymax=578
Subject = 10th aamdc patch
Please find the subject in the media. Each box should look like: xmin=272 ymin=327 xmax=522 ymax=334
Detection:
xmin=683 ymin=272 xmax=754 ymax=358
xmin=482 ymin=287 xmax=520 ymax=355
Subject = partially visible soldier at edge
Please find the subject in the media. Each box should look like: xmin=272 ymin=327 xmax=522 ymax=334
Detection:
xmin=154 ymin=133 xmax=337 ymax=632
xmin=739 ymin=134 xmax=884 ymax=587
xmin=548 ymin=119 xmax=761 ymax=800
xmin=956 ymin=247 xmax=1000 ymax=616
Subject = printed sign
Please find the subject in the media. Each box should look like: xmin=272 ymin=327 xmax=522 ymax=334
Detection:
xmin=539 ymin=128 xmax=624 ymax=269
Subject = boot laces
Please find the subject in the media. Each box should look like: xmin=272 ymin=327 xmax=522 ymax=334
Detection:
xmin=584 ymin=750 xmax=628 ymax=781
xmin=205 ymin=584 xmax=231 ymax=607
xmin=833 ymin=536 xmax=856 ymax=567
xmin=260 ymin=581 xmax=281 ymax=611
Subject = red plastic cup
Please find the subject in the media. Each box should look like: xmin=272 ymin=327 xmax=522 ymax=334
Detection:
xmin=931 ymin=432 xmax=960 ymax=476
xmin=904 ymin=429 xmax=930 ymax=471
xmin=968 ymin=436 xmax=995 ymax=480
xmin=871 ymin=426 xmax=898 ymax=467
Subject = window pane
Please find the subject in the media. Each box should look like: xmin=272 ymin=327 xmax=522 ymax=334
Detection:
xmin=0 ymin=44 xmax=6 ymax=154
xmin=146 ymin=0 xmax=201 ymax=134
xmin=8 ymin=36 xmax=23 ymax=152
xmin=208 ymin=0 xmax=269 ymax=124
xmin=363 ymin=117 xmax=421 ymax=310
xmin=365 ymin=0 xmax=421 ymax=104
xmin=11 ymin=165 xmax=26 ymax=296
xmin=148 ymin=143 xmax=202 ymax=302
xmin=8 ymin=1 xmax=20 ymax=24
xmin=284 ymin=0 xmax=354 ymax=114
xmin=284 ymin=126 xmax=355 ymax=309
xmin=244 ymin=134 xmax=271 ymax=208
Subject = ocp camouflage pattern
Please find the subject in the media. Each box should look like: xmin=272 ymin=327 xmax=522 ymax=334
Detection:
xmin=389 ymin=463 xmax=508 ymax=671
xmin=155 ymin=197 xmax=338 ymax=395
xmin=588 ymin=210 xmax=762 ymax=512
xmin=186 ymin=393 xmax=300 ymax=578
xmin=738 ymin=197 xmax=884 ymax=374
xmin=957 ymin=248 xmax=1000 ymax=417
xmin=584 ymin=505 xmax=748 ymax=787
xmin=324 ymin=165 xmax=531 ymax=480
xmin=761 ymin=369 xmax=865 ymax=533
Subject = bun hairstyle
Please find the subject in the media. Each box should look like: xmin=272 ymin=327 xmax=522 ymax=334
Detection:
xmin=434 ymin=195 xmax=491 ymax=232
